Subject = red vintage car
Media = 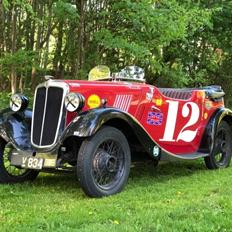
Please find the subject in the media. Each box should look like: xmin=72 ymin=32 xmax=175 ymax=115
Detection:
xmin=0 ymin=65 xmax=231 ymax=197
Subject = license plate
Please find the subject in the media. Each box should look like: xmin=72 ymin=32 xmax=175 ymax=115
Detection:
xmin=21 ymin=156 xmax=44 ymax=170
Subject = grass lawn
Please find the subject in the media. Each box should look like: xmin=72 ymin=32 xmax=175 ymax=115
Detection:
xmin=0 ymin=160 xmax=232 ymax=232
xmin=0 ymin=92 xmax=232 ymax=231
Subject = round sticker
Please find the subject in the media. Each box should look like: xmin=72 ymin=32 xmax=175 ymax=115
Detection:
xmin=87 ymin=94 xmax=101 ymax=108
xmin=205 ymin=101 xmax=212 ymax=110
xmin=152 ymin=98 xmax=163 ymax=106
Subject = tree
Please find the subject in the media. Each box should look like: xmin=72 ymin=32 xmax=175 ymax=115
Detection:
xmin=0 ymin=0 xmax=231 ymax=106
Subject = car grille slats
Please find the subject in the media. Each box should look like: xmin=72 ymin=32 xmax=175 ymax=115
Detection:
xmin=32 ymin=87 xmax=46 ymax=145
xmin=32 ymin=86 xmax=64 ymax=148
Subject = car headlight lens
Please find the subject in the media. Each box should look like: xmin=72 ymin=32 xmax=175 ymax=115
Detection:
xmin=10 ymin=94 xmax=28 ymax=112
xmin=64 ymin=92 xmax=85 ymax=112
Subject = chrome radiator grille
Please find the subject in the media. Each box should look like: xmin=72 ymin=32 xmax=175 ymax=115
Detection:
xmin=31 ymin=83 xmax=66 ymax=148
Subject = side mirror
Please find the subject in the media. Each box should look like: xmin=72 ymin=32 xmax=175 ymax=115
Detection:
xmin=119 ymin=66 xmax=145 ymax=82
xmin=88 ymin=65 xmax=111 ymax=81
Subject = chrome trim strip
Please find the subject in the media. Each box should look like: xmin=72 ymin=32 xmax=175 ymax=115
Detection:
xmin=31 ymin=80 xmax=69 ymax=149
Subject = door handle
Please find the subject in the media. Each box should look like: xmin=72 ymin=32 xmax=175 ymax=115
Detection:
xmin=151 ymin=105 xmax=161 ymax=112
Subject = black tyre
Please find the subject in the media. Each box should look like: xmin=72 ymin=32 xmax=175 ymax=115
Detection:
xmin=77 ymin=126 xmax=131 ymax=197
xmin=0 ymin=139 xmax=39 ymax=183
xmin=204 ymin=121 xmax=232 ymax=169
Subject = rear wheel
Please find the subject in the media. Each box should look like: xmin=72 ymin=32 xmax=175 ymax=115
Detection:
xmin=0 ymin=139 xmax=39 ymax=183
xmin=204 ymin=121 xmax=232 ymax=169
xmin=77 ymin=126 xmax=131 ymax=197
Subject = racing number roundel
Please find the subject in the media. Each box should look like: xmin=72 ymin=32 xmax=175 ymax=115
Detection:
xmin=160 ymin=100 xmax=200 ymax=143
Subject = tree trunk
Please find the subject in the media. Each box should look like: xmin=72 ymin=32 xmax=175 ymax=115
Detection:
xmin=0 ymin=0 xmax=4 ymax=90
xmin=19 ymin=74 xmax=23 ymax=93
xmin=75 ymin=0 xmax=85 ymax=78
xmin=53 ymin=22 xmax=63 ymax=78
xmin=43 ymin=0 xmax=52 ymax=72
xmin=31 ymin=1 xmax=42 ymax=90
xmin=10 ymin=68 xmax=17 ymax=94
xmin=11 ymin=4 xmax=17 ymax=94
xmin=0 ymin=0 xmax=4 ymax=54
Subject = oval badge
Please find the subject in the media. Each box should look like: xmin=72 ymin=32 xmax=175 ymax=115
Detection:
xmin=87 ymin=94 xmax=101 ymax=108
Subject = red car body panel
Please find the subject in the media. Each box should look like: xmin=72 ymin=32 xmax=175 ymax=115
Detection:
xmin=63 ymin=80 xmax=224 ymax=156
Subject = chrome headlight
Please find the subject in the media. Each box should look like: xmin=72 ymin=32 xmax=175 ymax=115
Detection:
xmin=10 ymin=94 xmax=29 ymax=112
xmin=64 ymin=92 xmax=85 ymax=112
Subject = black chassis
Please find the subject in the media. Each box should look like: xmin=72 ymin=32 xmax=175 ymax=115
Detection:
xmin=0 ymin=106 xmax=232 ymax=171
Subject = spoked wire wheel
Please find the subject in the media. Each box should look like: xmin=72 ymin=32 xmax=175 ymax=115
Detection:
xmin=0 ymin=139 xmax=39 ymax=183
xmin=204 ymin=121 xmax=232 ymax=169
xmin=92 ymin=139 xmax=125 ymax=190
xmin=213 ymin=129 xmax=228 ymax=165
xmin=3 ymin=143 xmax=28 ymax=177
xmin=77 ymin=126 xmax=131 ymax=197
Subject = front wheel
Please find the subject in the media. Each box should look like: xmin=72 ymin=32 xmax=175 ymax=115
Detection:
xmin=77 ymin=126 xmax=131 ymax=197
xmin=0 ymin=139 xmax=39 ymax=183
xmin=204 ymin=121 xmax=232 ymax=169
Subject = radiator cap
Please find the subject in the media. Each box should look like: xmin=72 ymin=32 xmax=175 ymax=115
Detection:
xmin=44 ymin=75 xmax=54 ymax=80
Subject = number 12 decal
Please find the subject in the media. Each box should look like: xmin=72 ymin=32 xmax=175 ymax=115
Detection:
xmin=160 ymin=100 xmax=200 ymax=142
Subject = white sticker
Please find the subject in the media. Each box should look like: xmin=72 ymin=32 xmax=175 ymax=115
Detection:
xmin=153 ymin=146 xmax=160 ymax=157
xmin=160 ymin=101 xmax=200 ymax=142
xmin=113 ymin=95 xmax=132 ymax=111
xmin=146 ymin=87 xmax=154 ymax=101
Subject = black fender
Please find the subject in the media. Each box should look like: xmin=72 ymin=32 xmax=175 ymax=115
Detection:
xmin=198 ymin=107 xmax=232 ymax=154
xmin=0 ymin=108 xmax=32 ymax=150
xmin=61 ymin=108 xmax=159 ymax=157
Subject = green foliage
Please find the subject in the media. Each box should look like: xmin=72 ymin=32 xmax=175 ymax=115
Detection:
xmin=0 ymin=50 xmax=36 ymax=75
xmin=0 ymin=92 xmax=10 ymax=108
xmin=92 ymin=0 xmax=214 ymax=85
xmin=0 ymin=0 xmax=232 ymax=105
xmin=53 ymin=0 xmax=79 ymax=23
xmin=2 ymin=0 xmax=9 ymax=9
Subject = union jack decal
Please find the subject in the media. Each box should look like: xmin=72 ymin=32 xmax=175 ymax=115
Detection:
xmin=147 ymin=112 xmax=163 ymax=126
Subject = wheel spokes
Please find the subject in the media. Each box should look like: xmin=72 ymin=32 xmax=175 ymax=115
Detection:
xmin=3 ymin=144 xmax=28 ymax=176
xmin=92 ymin=139 xmax=125 ymax=189
xmin=214 ymin=129 xmax=229 ymax=164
